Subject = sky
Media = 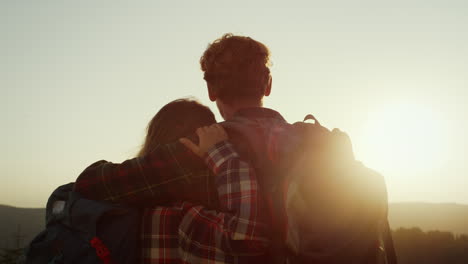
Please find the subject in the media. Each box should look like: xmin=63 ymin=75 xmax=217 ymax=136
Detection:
xmin=1 ymin=0 xmax=467 ymax=208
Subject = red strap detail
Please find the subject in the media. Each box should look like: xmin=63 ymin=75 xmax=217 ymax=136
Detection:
xmin=90 ymin=237 xmax=113 ymax=264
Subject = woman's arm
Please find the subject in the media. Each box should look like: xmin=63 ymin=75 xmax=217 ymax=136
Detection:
xmin=73 ymin=140 xmax=210 ymax=206
xmin=177 ymin=126 xmax=269 ymax=258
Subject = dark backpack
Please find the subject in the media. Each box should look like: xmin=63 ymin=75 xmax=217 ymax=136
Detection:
xmin=23 ymin=183 xmax=140 ymax=264
xmin=274 ymin=115 xmax=397 ymax=264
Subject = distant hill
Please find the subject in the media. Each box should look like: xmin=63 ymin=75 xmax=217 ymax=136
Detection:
xmin=1 ymin=202 xmax=467 ymax=249
xmin=388 ymin=202 xmax=468 ymax=235
xmin=0 ymin=205 xmax=44 ymax=249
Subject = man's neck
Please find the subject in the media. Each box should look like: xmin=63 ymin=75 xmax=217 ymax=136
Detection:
xmin=218 ymin=100 xmax=263 ymax=120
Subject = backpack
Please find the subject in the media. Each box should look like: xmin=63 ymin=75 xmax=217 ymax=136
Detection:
xmin=274 ymin=114 xmax=397 ymax=264
xmin=22 ymin=183 xmax=140 ymax=264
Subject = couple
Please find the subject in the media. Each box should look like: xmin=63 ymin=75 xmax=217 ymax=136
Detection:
xmin=75 ymin=33 xmax=287 ymax=263
xmin=74 ymin=33 xmax=395 ymax=264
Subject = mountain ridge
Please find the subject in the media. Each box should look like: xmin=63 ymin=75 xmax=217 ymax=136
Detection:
xmin=1 ymin=202 xmax=467 ymax=249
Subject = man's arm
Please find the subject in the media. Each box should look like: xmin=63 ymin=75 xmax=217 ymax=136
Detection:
xmin=178 ymin=141 xmax=269 ymax=259
xmin=74 ymin=141 xmax=208 ymax=206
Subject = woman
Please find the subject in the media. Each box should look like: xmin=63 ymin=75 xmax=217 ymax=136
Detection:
xmin=135 ymin=98 xmax=267 ymax=263
xmin=137 ymin=98 xmax=220 ymax=208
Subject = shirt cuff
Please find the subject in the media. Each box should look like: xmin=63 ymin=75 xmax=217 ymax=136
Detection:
xmin=204 ymin=141 xmax=239 ymax=174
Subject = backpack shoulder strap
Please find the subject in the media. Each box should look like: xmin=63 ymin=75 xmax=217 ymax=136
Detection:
xmin=45 ymin=183 xmax=74 ymax=225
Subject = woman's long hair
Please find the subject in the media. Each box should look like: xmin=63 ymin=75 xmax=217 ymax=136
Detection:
xmin=137 ymin=98 xmax=216 ymax=157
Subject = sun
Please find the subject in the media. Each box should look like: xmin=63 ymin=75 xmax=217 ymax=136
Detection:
xmin=359 ymin=102 xmax=448 ymax=175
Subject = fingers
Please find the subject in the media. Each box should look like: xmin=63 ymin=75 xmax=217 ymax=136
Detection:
xmin=197 ymin=124 xmax=227 ymax=139
xmin=181 ymin=124 xmax=228 ymax=158
xmin=199 ymin=124 xmax=228 ymax=154
xmin=209 ymin=124 xmax=228 ymax=139
xmin=179 ymin=138 xmax=202 ymax=157
xmin=213 ymin=124 xmax=228 ymax=138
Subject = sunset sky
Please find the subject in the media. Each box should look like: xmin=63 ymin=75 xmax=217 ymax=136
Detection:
xmin=2 ymin=0 xmax=467 ymax=207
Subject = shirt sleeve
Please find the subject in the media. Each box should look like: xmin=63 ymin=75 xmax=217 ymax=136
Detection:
xmin=73 ymin=141 xmax=209 ymax=206
xmin=178 ymin=141 xmax=269 ymax=259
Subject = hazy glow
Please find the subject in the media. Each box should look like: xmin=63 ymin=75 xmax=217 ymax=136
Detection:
xmin=2 ymin=0 xmax=468 ymax=207
xmin=362 ymin=102 xmax=449 ymax=175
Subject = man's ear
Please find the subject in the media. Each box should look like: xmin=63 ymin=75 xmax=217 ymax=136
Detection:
xmin=207 ymin=84 xmax=217 ymax=102
xmin=264 ymin=75 xmax=272 ymax=96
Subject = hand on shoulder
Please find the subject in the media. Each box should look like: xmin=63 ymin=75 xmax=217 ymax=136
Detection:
xmin=180 ymin=124 xmax=228 ymax=157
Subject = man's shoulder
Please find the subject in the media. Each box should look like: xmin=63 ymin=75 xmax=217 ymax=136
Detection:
xmin=230 ymin=107 xmax=287 ymax=122
xmin=220 ymin=107 xmax=296 ymax=165
xmin=222 ymin=107 xmax=290 ymax=131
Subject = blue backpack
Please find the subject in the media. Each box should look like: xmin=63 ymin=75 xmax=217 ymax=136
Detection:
xmin=23 ymin=183 xmax=140 ymax=264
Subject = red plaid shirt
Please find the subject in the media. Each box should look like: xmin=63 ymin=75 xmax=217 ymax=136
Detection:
xmin=74 ymin=108 xmax=290 ymax=209
xmin=74 ymin=108 xmax=292 ymax=263
xmin=140 ymin=141 xmax=268 ymax=263
xmin=74 ymin=141 xmax=217 ymax=207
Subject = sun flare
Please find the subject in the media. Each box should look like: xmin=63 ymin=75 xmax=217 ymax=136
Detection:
xmin=360 ymin=103 xmax=448 ymax=175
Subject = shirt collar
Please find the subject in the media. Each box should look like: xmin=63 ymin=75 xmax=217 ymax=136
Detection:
xmin=229 ymin=107 xmax=286 ymax=121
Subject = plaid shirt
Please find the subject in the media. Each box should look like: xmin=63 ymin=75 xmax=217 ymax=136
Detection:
xmin=140 ymin=141 xmax=268 ymax=263
xmin=74 ymin=107 xmax=292 ymax=262
xmin=74 ymin=141 xmax=219 ymax=208
xmin=74 ymin=108 xmax=290 ymax=207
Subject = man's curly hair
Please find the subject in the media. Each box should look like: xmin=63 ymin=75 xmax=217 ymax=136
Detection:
xmin=200 ymin=34 xmax=271 ymax=104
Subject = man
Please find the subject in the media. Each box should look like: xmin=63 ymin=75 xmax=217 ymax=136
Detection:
xmin=75 ymin=34 xmax=290 ymax=263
